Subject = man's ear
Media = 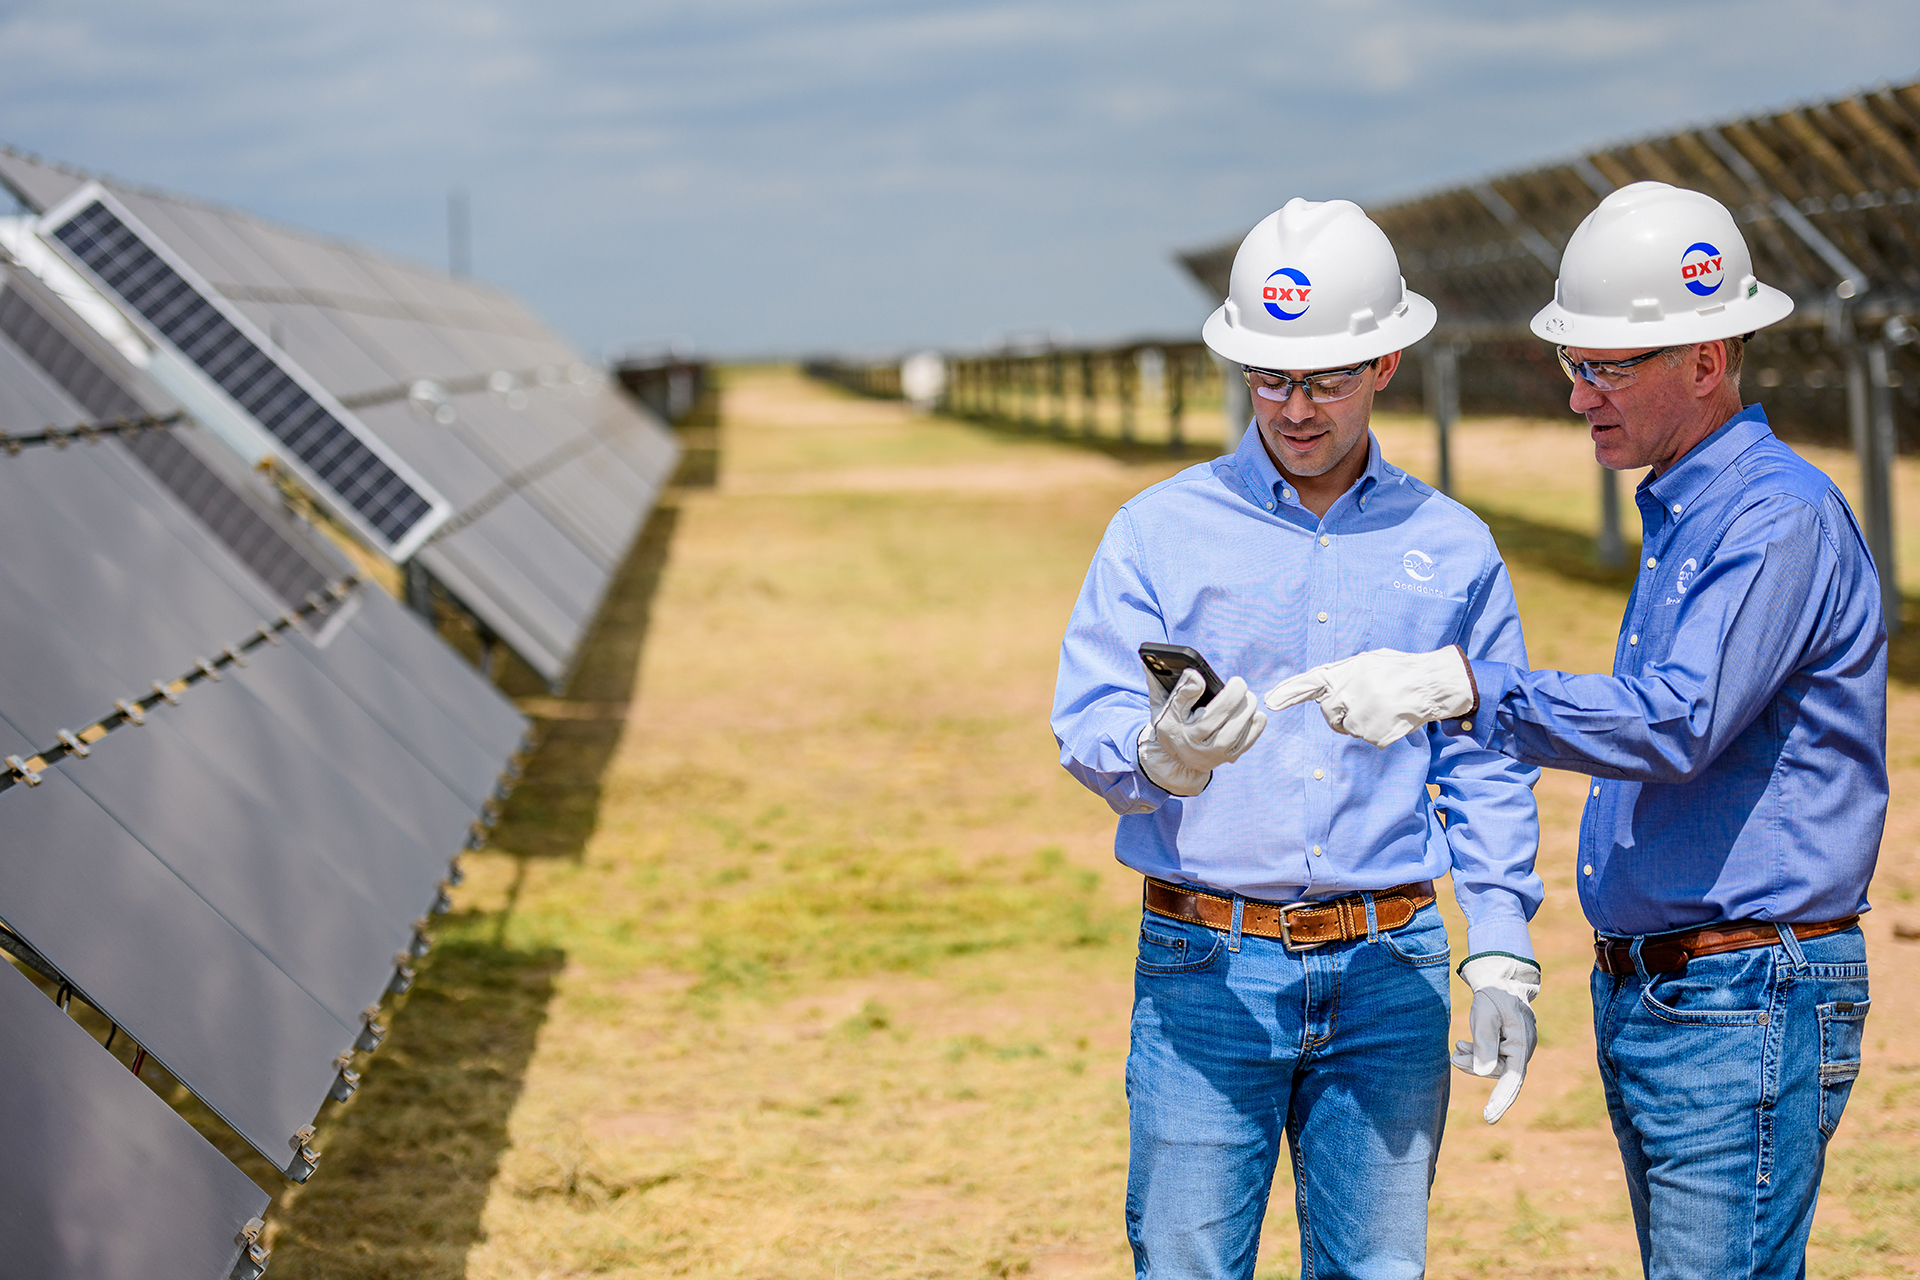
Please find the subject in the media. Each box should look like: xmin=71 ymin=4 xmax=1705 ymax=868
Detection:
xmin=1373 ymin=349 xmax=1403 ymax=393
xmin=1692 ymin=339 xmax=1731 ymax=399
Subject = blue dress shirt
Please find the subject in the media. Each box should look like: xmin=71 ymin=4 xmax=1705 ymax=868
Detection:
xmin=1052 ymin=424 xmax=1542 ymax=957
xmin=1460 ymin=406 xmax=1887 ymax=936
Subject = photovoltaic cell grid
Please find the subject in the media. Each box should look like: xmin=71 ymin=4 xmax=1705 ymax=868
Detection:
xmin=49 ymin=198 xmax=436 ymax=546
xmin=0 ymin=958 xmax=269 ymax=1280
xmin=0 ymin=270 xmax=338 ymax=607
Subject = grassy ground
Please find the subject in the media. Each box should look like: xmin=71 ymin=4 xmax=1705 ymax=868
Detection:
xmin=255 ymin=368 xmax=1920 ymax=1279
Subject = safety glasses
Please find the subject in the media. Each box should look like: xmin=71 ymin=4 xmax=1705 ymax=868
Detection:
xmin=1556 ymin=345 xmax=1679 ymax=391
xmin=1242 ymin=359 xmax=1378 ymax=404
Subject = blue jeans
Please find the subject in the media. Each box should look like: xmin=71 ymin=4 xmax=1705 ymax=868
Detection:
xmin=1126 ymin=898 xmax=1452 ymax=1280
xmin=1592 ymin=925 xmax=1871 ymax=1280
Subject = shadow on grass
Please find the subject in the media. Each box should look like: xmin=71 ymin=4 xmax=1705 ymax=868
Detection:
xmin=263 ymin=930 xmax=566 ymax=1278
xmin=482 ymin=407 xmax=715 ymax=861
xmin=937 ymin=406 xmax=1209 ymax=466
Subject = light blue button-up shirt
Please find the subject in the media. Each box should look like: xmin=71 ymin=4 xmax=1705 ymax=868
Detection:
xmin=1461 ymin=406 xmax=1886 ymax=936
xmin=1052 ymin=424 xmax=1542 ymax=957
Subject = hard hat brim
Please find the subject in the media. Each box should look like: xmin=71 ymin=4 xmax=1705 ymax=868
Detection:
xmin=1201 ymin=291 xmax=1438 ymax=370
xmin=1529 ymin=282 xmax=1795 ymax=349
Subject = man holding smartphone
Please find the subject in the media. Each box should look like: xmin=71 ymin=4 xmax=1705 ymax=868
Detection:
xmin=1268 ymin=182 xmax=1884 ymax=1279
xmin=1051 ymin=198 xmax=1543 ymax=1280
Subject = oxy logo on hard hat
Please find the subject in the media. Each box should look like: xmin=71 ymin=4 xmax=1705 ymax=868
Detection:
xmin=1680 ymin=243 xmax=1725 ymax=297
xmin=1263 ymin=268 xmax=1312 ymax=321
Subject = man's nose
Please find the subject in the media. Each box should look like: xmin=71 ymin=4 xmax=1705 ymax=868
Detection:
xmin=1569 ymin=376 xmax=1605 ymax=414
xmin=1281 ymin=385 xmax=1316 ymax=422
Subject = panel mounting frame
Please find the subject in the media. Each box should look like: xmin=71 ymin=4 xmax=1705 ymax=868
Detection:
xmin=33 ymin=181 xmax=452 ymax=561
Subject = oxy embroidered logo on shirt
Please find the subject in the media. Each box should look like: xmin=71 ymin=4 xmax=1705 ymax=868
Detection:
xmin=1402 ymin=550 xmax=1436 ymax=581
xmin=1663 ymin=556 xmax=1699 ymax=606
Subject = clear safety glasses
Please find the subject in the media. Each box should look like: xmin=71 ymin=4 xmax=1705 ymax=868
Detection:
xmin=1556 ymin=345 xmax=1679 ymax=391
xmin=1242 ymin=359 xmax=1378 ymax=404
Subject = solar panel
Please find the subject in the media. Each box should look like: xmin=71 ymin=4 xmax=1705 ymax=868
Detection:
xmin=0 ymin=958 xmax=272 ymax=1280
xmin=37 ymin=184 xmax=450 ymax=559
xmin=0 ymin=269 xmax=339 ymax=607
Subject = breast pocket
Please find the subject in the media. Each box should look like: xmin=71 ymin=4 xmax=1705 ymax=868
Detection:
xmin=1365 ymin=585 xmax=1467 ymax=652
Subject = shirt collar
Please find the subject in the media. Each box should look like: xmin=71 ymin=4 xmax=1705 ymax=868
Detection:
xmin=1642 ymin=403 xmax=1774 ymax=517
xmin=1235 ymin=420 xmax=1388 ymax=513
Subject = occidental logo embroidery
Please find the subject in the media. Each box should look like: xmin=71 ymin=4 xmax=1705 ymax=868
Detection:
xmin=1664 ymin=556 xmax=1699 ymax=605
xmin=1402 ymin=550 xmax=1435 ymax=581
xmin=1264 ymin=268 xmax=1311 ymax=321
xmin=1681 ymin=243 xmax=1725 ymax=297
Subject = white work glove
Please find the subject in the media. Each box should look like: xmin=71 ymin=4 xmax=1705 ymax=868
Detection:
xmin=1136 ymin=667 xmax=1267 ymax=797
xmin=1452 ymin=953 xmax=1541 ymax=1124
xmin=1263 ymin=646 xmax=1476 ymax=748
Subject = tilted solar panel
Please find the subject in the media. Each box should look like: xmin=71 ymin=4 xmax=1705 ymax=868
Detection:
xmin=38 ymin=184 xmax=450 ymax=559
xmin=0 ymin=958 xmax=272 ymax=1280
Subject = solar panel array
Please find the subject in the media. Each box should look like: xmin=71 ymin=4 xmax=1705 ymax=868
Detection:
xmin=0 ymin=226 xmax=529 ymax=1273
xmin=1177 ymin=78 xmax=1920 ymax=436
xmin=0 ymin=148 xmax=681 ymax=686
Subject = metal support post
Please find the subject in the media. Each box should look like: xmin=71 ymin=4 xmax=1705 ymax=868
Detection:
xmin=404 ymin=559 xmax=434 ymax=621
xmin=1597 ymin=468 xmax=1625 ymax=567
xmin=1081 ymin=352 xmax=1098 ymax=437
xmin=1854 ymin=340 xmax=1902 ymax=634
xmin=1168 ymin=351 xmax=1186 ymax=454
xmin=1119 ymin=352 xmax=1137 ymax=441
xmin=1221 ymin=357 xmax=1250 ymax=454
xmin=1426 ymin=342 xmax=1458 ymax=497
xmin=1050 ymin=351 xmax=1066 ymax=436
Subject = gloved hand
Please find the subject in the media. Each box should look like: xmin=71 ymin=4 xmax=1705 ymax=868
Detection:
xmin=1452 ymin=953 xmax=1541 ymax=1124
xmin=1263 ymin=646 xmax=1476 ymax=748
xmin=1137 ymin=666 xmax=1267 ymax=796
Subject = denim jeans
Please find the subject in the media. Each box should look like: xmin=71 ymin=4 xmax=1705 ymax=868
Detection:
xmin=1126 ymin=897 xmax=1453 ymax=1280
xmin=1592 ymin=924 xmax=1871 ymax=1280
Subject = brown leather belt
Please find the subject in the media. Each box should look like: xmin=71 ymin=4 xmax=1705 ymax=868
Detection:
xmin=1144 ymin=877 xmax=1436 ymax=952
xmin=1593 ymin=916 xmax=1860 ymax=977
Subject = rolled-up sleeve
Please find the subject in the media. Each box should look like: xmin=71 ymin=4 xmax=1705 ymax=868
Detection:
xmin=1052 ymin=509 xmax=1180 ymax=815
xmin=1429 ymin=555 xmax=1542 ymax=957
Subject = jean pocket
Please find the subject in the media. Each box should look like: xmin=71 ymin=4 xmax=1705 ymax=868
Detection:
xmin=1136 ymin=918 xmax=1223 ymax=975
xmin=1380 ymin=905 xmax=1452 ymax=968
xmin=1640 ymin=951 xmax=1772 ymax=1026
xmin=1817 ymin=997 xmax=1870 ymax=1137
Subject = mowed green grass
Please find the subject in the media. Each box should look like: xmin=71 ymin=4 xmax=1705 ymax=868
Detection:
xmin=258 ymin=368 xmax=1920 ymax=1280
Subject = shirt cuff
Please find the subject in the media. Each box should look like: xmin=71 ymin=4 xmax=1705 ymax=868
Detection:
xmin=1436 ymin=659 xmax=1518 ymax=747
xmin=1462 ymin=911 xmax=1535 ymax=961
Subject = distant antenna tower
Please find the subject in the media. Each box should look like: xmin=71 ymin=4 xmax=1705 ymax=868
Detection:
xmin=448 ymin=188 xmax=470 ymax=278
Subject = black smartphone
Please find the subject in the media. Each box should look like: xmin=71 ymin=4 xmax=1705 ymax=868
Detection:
xmin=1138 ymin=642 xmax=1226 ymax=708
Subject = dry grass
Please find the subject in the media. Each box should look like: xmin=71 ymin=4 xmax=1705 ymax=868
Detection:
xmin=255 ymin=368 xmax=1920 ymax=1279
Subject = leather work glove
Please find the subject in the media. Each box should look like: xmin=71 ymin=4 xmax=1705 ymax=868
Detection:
xmin=1452 ymin=953 xmax=1541 ymax=1124
xmin=1137 ymin=666 xmax=1267 ymax=797
xmin=1263 ymin=646 xmax=1476 ymax=748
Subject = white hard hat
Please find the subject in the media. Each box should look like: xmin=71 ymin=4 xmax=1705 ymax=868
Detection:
xmin=1201 ymin=198 xmax=1436 ymax=370
xmin=1530 ymin=181 xmax=1794 ymax=349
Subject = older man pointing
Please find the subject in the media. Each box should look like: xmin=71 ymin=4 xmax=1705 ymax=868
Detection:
xmin=1270 ymin=181 xmax=1885 ymax=1280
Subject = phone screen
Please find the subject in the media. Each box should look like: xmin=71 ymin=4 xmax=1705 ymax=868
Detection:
xmin=1138 ymin=642 xmax=1225 ymax=708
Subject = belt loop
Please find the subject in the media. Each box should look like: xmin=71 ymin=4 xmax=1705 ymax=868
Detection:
xmin=1362 ymin=892 xmax=1379 ymax=943
xmin=1774 ymin=922 xmax=1809 ymax=972
xmin=1629 ymin=936 xmax=1651 ymax=983
xmin=1229 ymin=897 xmax=1245 ymax=953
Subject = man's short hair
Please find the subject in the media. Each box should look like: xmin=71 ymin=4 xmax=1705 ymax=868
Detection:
xmin=1663 ymin=335 xmax=1747 ymax=389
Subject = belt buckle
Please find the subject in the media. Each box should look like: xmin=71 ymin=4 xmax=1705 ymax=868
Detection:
xmin=1277 ymin=900 xmax=1325 ymax=953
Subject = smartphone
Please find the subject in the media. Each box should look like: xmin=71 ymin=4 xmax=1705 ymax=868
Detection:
xmin=1138 ymin=642 xmax=1226 ymax=708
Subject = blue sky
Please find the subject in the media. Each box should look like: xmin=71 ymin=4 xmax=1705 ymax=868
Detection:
xmin=2 ymin=1 xmax=1915 ymax=358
